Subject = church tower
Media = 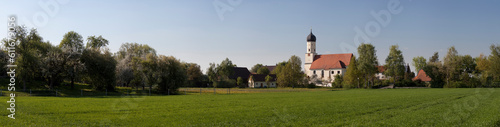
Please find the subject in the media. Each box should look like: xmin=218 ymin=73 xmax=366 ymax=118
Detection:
xmin=304 ymin=29 xmax=316 ymax=76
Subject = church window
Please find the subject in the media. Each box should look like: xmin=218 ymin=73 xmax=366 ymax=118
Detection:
xmin=313 ymin=70 xmax=316 ymax=74
xmin=331 ymin=71 xmax=334 ymax=74
xmin=337 ymin=71 xmax=340 ymax=74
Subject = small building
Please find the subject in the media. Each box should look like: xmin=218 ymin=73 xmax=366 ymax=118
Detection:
xmin=376 ymin=66 xmax=387 ymax=80
xmin=412 ymin=69 xmax=431 ymax=82
xmin=229 ymin=67 xmax=251 ymax=87
xmin=248 ymin=74 xmax=277 ymax=88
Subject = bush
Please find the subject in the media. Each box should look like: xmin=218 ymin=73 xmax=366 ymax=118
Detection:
xmin=307 ymin=83 xmax=316 ymax=88
xmin=214 ymin=79 xmax=236 ymax=88
xmin=445 ymin=81 xmax=467 ymax=88
xmin=394 ymin=80 xmax=418 ymax=87
xmin=372 ymin=79 xmax=389 ymax=88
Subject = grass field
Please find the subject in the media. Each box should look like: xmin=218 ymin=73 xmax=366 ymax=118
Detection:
xmin=1 ymin=88 xmax=499 ymax=126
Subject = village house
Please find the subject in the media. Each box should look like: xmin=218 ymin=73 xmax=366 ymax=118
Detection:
xmin=248 ymin=74 xmax=277 ymax=88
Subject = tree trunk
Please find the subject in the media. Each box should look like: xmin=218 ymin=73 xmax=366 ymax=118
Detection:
xmin=49 ymin=78 xmax=54 ymax=90
xmin=23 ymin=80 xmax=26 ymax=92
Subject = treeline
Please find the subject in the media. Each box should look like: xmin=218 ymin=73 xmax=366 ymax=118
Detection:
xmin=413 ymin=46 xmax=500 ymax=88
xmin=338 ymin=43 xmax=500 ymax=89
xmin=0 ymin=26 xmax=204 ymax=94
xmin=207 ymin=55 xmax=307 ymax=88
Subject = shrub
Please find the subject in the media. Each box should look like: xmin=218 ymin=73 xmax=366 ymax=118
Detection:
xmin=214 ymin=79 xmax=236 ymax=88
xmin=307 ymin=83 xmax=316 ymax=88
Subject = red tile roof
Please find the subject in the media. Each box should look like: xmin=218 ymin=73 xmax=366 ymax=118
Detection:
xmin=310 ymin=53 xmax=353 ymax=70
xmin=412 ymin=69 xmax=431 ymax=82
xmin=377 ymin=66 xmax=386 ymax=73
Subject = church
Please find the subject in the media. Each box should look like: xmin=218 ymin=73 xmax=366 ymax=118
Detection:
xmin=304 ymin=29 xmax=353 ymax=86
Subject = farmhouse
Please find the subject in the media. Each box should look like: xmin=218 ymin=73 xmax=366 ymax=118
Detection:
xmin=304 ymin=29 xmax=353 ymax=86
xmin=229 ymin=67 xmax=251 ymax=87
xmin=248 ymin=74 xmax=277 ymax=88
xmin=376 ymin=66 xmax=387 ymax=80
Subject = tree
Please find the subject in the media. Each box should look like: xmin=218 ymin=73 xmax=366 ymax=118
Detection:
xmin=86 ymin=35 xmax=109 ymax=51
xmin=357 ymin=43 xmax=378 ymax=88
xmin=343 ymin=56 xmax=360 ymax=88
xmin=206 ymin=58 xmax=236 ymax=88
xmin=59 ymin=31 xmax=84 ymax=89
xmin=423 ymin=62 xmax=444 ymax=88
xmin=250 ymin=64 xmax=263 ymax=73
xmin=2 ymin=27 xmax=47 ymax=90
xmin=115 ymin=43 xmax=156 ymax=90
xmin=443 ymin=46 xmax=460 ymax=84
xmin=476 ymin=53 xmax=491 ymax=86
xmin=141 ymin=53 xmax=158 ymax=92
xmin=429 ymin=52 xmax=439 ymax=63
xmin=274 ymin=56 xmax=303 ymax=88
xmin=185 ymin=63 xmax=203 ymax=87
xmin=265 ymin=75 xmax=272 ymax=86
xmin=384 ymin=45 xmax=405 ymax=81
xmin=333 ymin=74 xmax=343 ymax=88
xmin=237 ymin=77 xmax=245 ymax=88
xmin=81 ymin=49 xmax=117 ymax=91
xmin=412 ymin=56 xmax=427 ymax=73
xmin=157 ymin=55 xmax=186 ymax=94
xmin=40 ymin=45 xmax=67 ymax=90
xmin=489 ymin=44 xmax=500 ymax=81
xmin=256 ymin=66 xmax=270 ymax=75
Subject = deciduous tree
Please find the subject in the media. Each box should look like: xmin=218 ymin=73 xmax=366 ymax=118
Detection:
xmin=384 ymin=45 xmax=405 ymax=81
xmin=357 ymin=43 xmax=378 ymax=88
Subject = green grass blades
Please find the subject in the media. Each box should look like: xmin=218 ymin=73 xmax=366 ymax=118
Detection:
xmin=0 ymin=88 xmax=499 ymax=126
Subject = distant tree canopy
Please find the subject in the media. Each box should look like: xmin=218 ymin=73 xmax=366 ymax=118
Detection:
xmin=256 ymin=66 xmax=270 ymax=75
xmin=250 ymin=64 xmax=263 ymax=73
xmin=357 ymin=43 xmax=378 ymax=88
xmin=273 ymin=55 xmax=304 ymax=88
xmin=206 ymin=58 xmax=236 ymax=88
xmin=0 ymin=26 xmax=191 ymax=94
xmin=412 ymin=56 xmax=427 ymax=73
xmin=343 ymin=56 xmax=360 ymax=88
xmin=384 ymin=45 xmax=405 ymax=81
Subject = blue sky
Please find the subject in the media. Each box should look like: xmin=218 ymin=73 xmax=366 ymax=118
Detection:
xmin=1 ymin=0 xmax=499 ymax=73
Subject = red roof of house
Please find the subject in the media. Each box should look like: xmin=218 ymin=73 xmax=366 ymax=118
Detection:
xmin=412 ymin=69 xmax=431 ymax=82
xmin=377 ymin=66 xmax=386 ymax=73
xmin=310 ymin=53 xmax=353 ymax=70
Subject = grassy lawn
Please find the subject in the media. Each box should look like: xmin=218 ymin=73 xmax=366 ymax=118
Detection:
xmin=1 ymin=88 xmax=499 ymax=126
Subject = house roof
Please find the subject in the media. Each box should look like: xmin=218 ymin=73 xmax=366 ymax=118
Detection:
xmin=250 ymin=74 xmax=277 ymax=82
xmin=264 ymin=65 xmax=276 ymax=72
xmin=377 ymin=66 xmax=386 ymax=73
xmin=229 ymin=67 xmax=251 ymax=80
xmin=412 ymin=69 xmax=431 ymax=82
xmin=310 ymin=53 xmax=353 ymax=70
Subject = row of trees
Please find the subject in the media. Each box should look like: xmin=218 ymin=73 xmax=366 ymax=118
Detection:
xmin=413 ymin=45 xmax=500 ymax=88
xmin=341 ymin=44 xmax=414 ymax=89
xmin=1 ymin=26 xmax=202 ymax=94
xmin=1 ymin=27 xmax=117 ymax=91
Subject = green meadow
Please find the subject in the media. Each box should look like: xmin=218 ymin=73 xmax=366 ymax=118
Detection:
xmin=1 ymin=88 xmax=499 ymax=126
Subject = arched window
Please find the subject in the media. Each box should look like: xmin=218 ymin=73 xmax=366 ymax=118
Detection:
xmin=313 ymin=70 xmax=316 ymax=74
